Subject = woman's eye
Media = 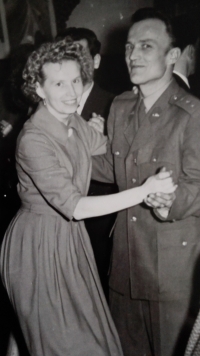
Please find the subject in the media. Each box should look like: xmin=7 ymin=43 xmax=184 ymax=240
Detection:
xmin=56 ymin=82 xmax=63 ymax=87
xmin=73 ymin=77 xmax=81 ymax=84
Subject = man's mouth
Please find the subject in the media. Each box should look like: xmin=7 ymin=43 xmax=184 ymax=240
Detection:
xmin=130 ymin=64 xmax=145 ymax=69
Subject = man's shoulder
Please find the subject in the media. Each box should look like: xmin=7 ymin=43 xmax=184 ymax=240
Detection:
xmin=112 ymin=89 xmax=138 ymax=105
xmin=169 ymin=90 xmax=200 ymax=118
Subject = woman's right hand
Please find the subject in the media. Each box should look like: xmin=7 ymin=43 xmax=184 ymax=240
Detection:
xmin=143 ymin=171 xmax=177 ymax=196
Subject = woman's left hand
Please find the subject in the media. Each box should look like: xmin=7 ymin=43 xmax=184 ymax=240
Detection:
xmin=88 ymin=113 xmax=105 ymax=133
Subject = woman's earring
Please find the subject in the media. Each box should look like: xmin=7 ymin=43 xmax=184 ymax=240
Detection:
xmin=43 ymin=98 xmax=46 ymax=106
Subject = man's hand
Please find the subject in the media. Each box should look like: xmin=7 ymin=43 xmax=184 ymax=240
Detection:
xmin=145 ymin=192 xmax=176 ymax=209
xmin=145 ymin=192 xmax=176 ymax=219
xmin=88 ymin=113 xmax=105 ymax=133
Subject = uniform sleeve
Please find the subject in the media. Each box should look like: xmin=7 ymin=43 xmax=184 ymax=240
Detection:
xmin=91 ymin=102 xmax=115 ymax=184
xmin=17 ymin=131 xmax=82 ymax=220
xmin=159 ymin=113 xmax=200 ymax=221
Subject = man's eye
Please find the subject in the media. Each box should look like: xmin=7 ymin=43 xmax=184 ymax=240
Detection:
xmin=142 ymin=44 xmax=151 ymax=49
xmin=125 ymin=44 xmax=133 ymax=51
xmin=56 ymin=82 xmax=63 ymax=87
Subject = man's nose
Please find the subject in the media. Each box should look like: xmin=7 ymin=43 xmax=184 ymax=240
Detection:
xmin=129 ymin=47 xmax=140 ymax=60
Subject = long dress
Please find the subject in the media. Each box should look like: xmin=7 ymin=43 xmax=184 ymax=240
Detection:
xmin=0 ymin=105 xmax=123 ymax=356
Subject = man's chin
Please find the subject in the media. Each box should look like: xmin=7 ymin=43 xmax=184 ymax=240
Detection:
xmin=130 ymin=76 xmax=143 ymax=85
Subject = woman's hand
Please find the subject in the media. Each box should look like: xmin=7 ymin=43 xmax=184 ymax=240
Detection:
xmin=88 ymin=113 xmax=105 ymax=133
xmin=143 ymin=171 xmax=177 ymax=196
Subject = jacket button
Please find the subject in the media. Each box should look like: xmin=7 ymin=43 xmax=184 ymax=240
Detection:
xmin=173 ymin=95 xmax=178 ymax=100
xmin=152 ymin=157 xmax=157 ymax=162
xmin=132 ymin=178 xmax=136 ymax=183
xmin=182 ymin=241 xmax=187 ymax=247
xmin=130 ymin=216 xmax=137 ymax=222
xmin=134 ymin=158 xmax=137 ymax=164
xmin=114 ymin=151 xmax=120 ymax=156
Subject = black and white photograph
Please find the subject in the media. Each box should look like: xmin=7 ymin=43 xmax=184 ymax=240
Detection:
xmin=1 ymin=1 xmax=200 ymax=355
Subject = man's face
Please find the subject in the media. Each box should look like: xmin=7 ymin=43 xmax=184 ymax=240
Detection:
xmin=74 ymin=38 xmax=95 ymax=73
xmin=125 ymin=19 xmax=172 ymax=87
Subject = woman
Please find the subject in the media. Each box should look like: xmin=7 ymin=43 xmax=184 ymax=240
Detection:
xmin=0 ymin=40 xmax=176 ymax=356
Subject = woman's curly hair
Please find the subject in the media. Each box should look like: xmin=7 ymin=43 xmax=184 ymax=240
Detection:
xmin=22 ymin=40 xmax=94 ymax=102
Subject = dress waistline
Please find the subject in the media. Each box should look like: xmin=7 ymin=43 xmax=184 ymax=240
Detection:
xmin=20 ymin=202 xmax=60 ymax=216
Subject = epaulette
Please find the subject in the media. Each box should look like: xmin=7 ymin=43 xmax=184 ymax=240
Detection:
xmin=113 ymin=89 xmax=138 ymax=103
xmin=169 ymin=93 xmax=200 ymax=118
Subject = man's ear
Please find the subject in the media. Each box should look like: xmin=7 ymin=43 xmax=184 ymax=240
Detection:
xmin=35 ymin=82 xmax=45 ymax=100
xmin=93 ymin=54 xmax=101 ymax=69
xmin=167 ymin=47 xmax=181 ymax=65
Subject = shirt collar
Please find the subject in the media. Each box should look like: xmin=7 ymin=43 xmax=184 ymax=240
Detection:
xmin=173 ymin=70 xmax=190 ymax=88
xmin=77 ymin=81 xmax=94 ymax=115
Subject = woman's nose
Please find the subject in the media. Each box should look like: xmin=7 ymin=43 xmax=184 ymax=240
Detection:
xmin=66 ymin=84 xmax=76 ymax=96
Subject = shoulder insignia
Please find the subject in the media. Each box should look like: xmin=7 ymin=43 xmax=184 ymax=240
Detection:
xmin=114 ymin=90 xmax=138 ymax=103
xmin=169 ymin=93 xmax=200 ymax=117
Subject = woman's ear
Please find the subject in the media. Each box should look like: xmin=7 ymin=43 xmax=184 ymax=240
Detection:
xmin=167 ymin=47 xmax=181 ymax=65
xmin=35 ymin=82 xmax=45 ymax=100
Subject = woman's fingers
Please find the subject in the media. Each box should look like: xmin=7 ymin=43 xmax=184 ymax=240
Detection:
xmin=156 ymin=170 xmax=173 ymax=179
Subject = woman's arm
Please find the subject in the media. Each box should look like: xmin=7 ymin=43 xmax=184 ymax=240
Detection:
xmin=73 ymin=171 xmax=177 ymax=220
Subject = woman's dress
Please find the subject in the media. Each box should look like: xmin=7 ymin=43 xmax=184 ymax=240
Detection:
xmin=0 ymin=105 xmax=123 ymax=356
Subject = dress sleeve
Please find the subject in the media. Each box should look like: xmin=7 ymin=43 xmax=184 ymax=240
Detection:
xmin=88 ymin=126 xmax=107 ymax=156
xmin=17 ymin=130 xmax=82 ymax=220
xmin=78 ymin=116 xmax=107 ymax=156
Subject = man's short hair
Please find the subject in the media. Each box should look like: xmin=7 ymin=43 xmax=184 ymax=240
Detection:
xmin=56 ymin=27 xmax=101 ymax=58
xmin=131 ymin=7 xmax=177 ymax=49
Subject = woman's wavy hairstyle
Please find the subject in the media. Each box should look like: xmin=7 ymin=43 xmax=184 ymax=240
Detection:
xmin=22 ymin=40 xmax=93 ymax=102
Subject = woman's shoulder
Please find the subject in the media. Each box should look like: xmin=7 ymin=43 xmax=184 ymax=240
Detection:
xmin=16 ymin=120 xmax=52 ymax=158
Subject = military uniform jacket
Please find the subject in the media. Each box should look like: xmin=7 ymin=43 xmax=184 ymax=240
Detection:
xmin=92 ymin=79 xmax=200 ymax=302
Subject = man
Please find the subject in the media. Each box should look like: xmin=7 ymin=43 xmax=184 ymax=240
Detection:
xmin=92 ymin=7 xmax=200 ymax=356
xmin=173 ymin=44 xmax=196 ymax=90
xmin=173 ymin=42 xmax=198 ymax=91
xmin=172 ymin=15 xmax=199 ymax=94
xmin=56 ymin=27 xmax=116 ymax=298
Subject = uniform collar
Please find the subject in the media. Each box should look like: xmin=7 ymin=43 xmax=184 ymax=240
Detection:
xmin=145 ymin=79 xmax=182 ymax=123
xmin=30 ymin=103 xmax=81 ymax=145
xmin=142 ymin=79 xmax=173 ymax=113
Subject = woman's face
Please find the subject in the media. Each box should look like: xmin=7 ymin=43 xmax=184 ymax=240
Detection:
xmin=36 ymin=60 xmax=83 ymax=122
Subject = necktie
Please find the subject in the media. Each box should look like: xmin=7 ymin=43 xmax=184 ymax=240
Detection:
xmin=137 ymin=99 xmax=146 ymax=128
